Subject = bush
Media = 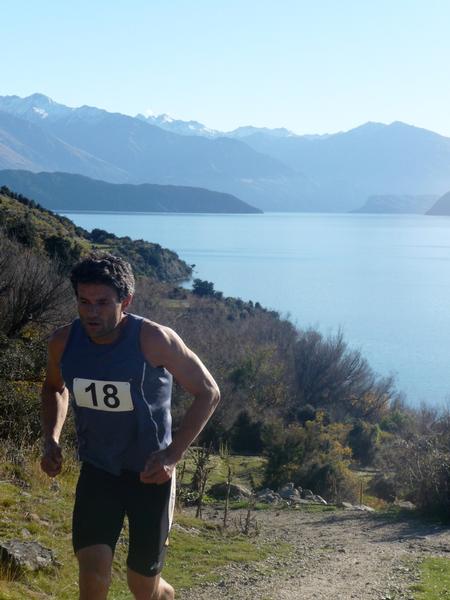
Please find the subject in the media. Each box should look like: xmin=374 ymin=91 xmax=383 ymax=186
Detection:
xmin=192 ymin=279 xmax=216 ymax=297
xmin=262 ymin=421 xmax=305 ymax=490
xmin=297 ymin=459 xmax=359 ymax=503
xmin=230 ymin=411 xmax=264 ymax=454
xmin=0 ymin=233 xmax=73 ymax=337
xmin=367 ymin=474 xmax=396 ymax=502
xmin=347 ymin=420 xmax=380 ymax=466
xmin=44 ymin=235 xmax=82 ymax=272
xmin=262 ymin=414 xmax=357 ymax=502
xmin=294 ymin=329 xmax=397 ymax=422
xmin=0 ymin=380 xmax=42 ymax=444
xmin=378 ymin=410 xmax=450 ymax=518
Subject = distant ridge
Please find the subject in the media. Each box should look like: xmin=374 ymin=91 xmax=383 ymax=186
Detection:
xmin=354 ymin=194 xmax=437 ymax=214
xmin=427 ymin=191 xmax=450 ymax=216
xmin=0 ymin=170 xmax=262 ymax=214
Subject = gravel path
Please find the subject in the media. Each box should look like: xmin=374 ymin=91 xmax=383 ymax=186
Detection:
xmin=179 ymin=507 xmax=450 ymax=600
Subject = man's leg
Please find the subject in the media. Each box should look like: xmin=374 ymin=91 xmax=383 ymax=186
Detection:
xmin=73 ymin=464 xmax=125 ymax=598
xmin=124 ymin=474 xmax=176 ymax=599
xmin=127 ymin=569 xmax=174 ymax=600
xmin=77 ymin=544 xmax=113 ymax=600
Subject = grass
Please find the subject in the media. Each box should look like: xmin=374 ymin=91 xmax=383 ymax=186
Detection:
xmin=0 ymin=447 xmax=285 ymax=599
xmin=412 ymin=557 xmax=450 ymax=599
xmin=178 ymin=451 xmax=267 ymax=490
xmin=6 ymin=446 xmax=448 ymax=599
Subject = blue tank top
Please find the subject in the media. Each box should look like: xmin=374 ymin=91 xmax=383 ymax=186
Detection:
xmin=61 ymin=313 xmax=173 ymax=475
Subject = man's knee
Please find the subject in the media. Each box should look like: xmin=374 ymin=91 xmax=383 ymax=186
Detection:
xmin=79 ymin=569 xmax=111 ymax=598
xmin=77 ymin=545 xmax=113 ymax=599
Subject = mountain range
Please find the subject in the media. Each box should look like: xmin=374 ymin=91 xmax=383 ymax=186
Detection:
xmin=0 ymin=170 xmax=261 ymax=214
xmin=1 ymin=93 xmax=450 ymax=212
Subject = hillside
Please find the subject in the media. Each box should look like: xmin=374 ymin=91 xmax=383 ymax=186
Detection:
xmin=0 ymin=186 xmax=192 ymax=282
xmin=0 ymin=170 xmax=262 ymax=214
xmin=426 ymin=190 xmax=450 ymax=215
xmin=0 ymin=110 xmax=128 ymax=182
xmin=354 ymin=194 xmax=437 ymax=214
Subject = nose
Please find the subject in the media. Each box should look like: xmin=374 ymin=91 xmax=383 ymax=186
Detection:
xmin=86 ymin=304 xmax=100 ymax=316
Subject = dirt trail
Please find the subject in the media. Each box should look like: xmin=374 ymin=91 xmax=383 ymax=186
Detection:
xmin=179 ymin=507 xmax=450 ymax=600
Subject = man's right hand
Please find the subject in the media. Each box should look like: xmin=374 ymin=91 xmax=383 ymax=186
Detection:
xmin=41 ymin=440 xmax=63 ymax=477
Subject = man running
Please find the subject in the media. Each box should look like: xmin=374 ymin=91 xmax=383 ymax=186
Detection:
xmin=40 ymin=253 xmax=221 ymax=600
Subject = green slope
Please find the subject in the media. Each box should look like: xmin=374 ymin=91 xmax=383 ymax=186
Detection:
xmin=0 ymin=185 xmax=192 ymax=282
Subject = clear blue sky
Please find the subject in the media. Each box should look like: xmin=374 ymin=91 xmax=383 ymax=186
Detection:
xmin=3 ymin=0 xmax=450 ymax=135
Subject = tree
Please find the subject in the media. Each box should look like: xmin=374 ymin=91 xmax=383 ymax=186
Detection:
xmin=230 ymin=411 xmax=263 ymax=454
xmin=90 ymin=228 xmax=117 ymax=243
xmin=0 ymin=233 xmax=73 ymax=337
xmin=347 ymin=419 xmax=380 ymax=465
xmin=44 ymin=235 xmax=82 ymax=272
xmin=192 ymin=279 xmax=216 ymax=297
xmin=294 ymin=328 xmax=396 ymax=422
xmin=5 ymin=216 xmax=38 ymax=247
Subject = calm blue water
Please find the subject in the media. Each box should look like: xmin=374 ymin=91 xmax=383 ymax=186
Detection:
xmin=62 ymin=212 xmax=450 ymax=406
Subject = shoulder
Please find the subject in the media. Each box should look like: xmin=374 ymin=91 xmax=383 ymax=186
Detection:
xmin=48 ymin=323 xmax=72 ymax=359
xmin=140 ymin=319 xmax=186 ymax=366
xmin=140 ymin=319 xmax=183 ymax=349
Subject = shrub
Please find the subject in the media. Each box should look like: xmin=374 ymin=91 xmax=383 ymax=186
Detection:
xmin=262 ymin=421 xmax=305 ymax=490
xmin=297 ymin=458 xmax=359 ymax=503
xmin=192 ymin=279 xmax=216 ymax=297
xmin=230 ymin=411 xmax=263 ymax=454
xmin=378 ymin=410 xmax=450 ymax=518
xmin=262 ymin=414 xmax=357 ymax=502
xmin=294 ymin=328 xmax=397 ymax=422
xmin=367 ymin=473 xmax=396 ymax=502
xmin=0 ymin=232 xmax=73 ymax=337
xmin=0 ymin=380 xmax=42 ymax=444
xmin=347 ymin=419 xmax=380 ymax=466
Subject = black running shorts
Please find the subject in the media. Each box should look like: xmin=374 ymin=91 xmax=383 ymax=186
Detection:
xmin=72 ymin=462 xmax=176 ymax=577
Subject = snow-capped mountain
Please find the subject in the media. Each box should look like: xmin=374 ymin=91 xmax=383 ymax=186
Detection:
xmin=136 ymin=113 xmax=298 ymax=139
xmin=136 ymin=113 xmax=220 ymax=137
xmin=0 ymin=93 xmax=110 ymax=125
xmin=0 ymin=93 xmax=74 ymax=123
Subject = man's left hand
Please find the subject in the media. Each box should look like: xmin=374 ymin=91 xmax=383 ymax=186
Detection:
xmin=140 ymin=447 xmax=177 ymax=484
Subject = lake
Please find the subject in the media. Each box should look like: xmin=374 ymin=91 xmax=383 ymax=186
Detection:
xmin=61 ymin=211 xmax=450 ymax=406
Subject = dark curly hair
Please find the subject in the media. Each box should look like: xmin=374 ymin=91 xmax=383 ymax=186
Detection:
xmin=70 ymin=253 xmax=135 ymax=301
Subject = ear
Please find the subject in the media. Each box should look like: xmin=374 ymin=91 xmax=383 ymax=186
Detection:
xmin=121 ymin=295 xmax=133 ymax=310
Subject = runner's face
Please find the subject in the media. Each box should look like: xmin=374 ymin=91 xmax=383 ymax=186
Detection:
xmin=76 ymin=283 xmax=131 ymax=343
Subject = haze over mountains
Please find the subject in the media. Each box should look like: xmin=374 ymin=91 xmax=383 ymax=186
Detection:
xmin=1 ymin=93 xmax=450 ymax=213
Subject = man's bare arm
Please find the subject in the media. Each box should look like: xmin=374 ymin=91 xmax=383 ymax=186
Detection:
xmin=41 ymin=326 xmax=70 ymax=477
xmin=140 ymin=322 xmax=220 ymax=483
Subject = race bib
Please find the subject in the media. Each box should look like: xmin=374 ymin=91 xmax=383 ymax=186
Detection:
xmin=73 ymin=378 xmax=134 ymax=412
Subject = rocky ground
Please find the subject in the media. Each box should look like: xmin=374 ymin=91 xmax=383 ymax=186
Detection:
xmin=179 ymin=506 xmax=450 ymax=600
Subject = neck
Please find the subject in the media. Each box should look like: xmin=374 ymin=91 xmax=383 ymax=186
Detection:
xmin=88 ymin=313 xmax=128 ymax=345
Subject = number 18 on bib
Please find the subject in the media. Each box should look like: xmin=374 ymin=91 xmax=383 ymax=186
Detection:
xmin=73 ymin=378 xmax=134 ymax=412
